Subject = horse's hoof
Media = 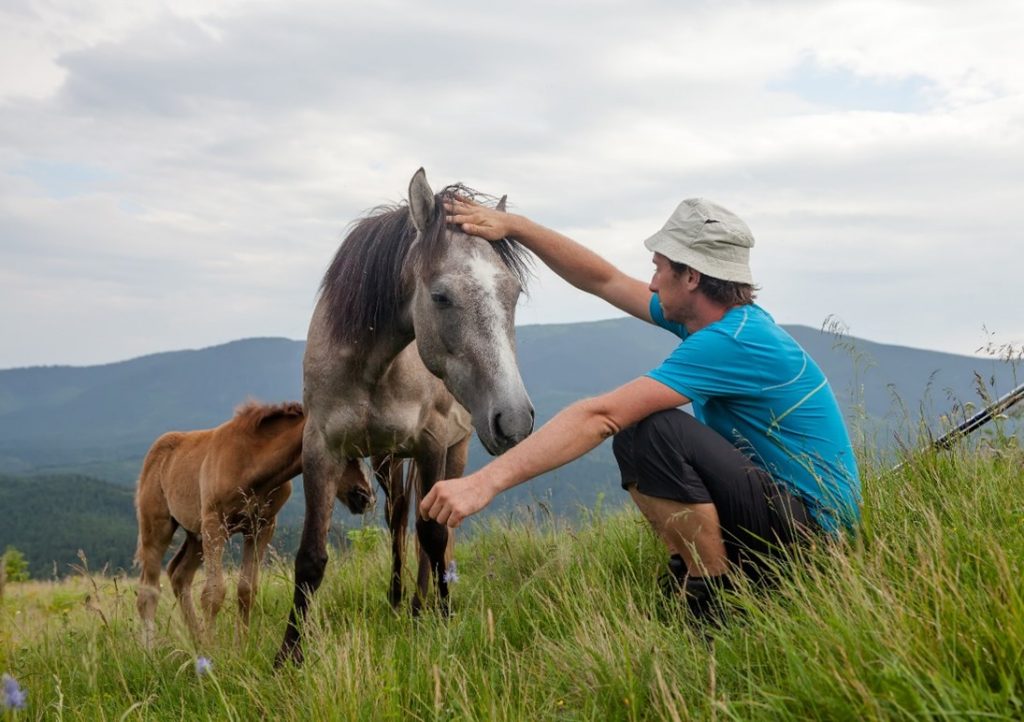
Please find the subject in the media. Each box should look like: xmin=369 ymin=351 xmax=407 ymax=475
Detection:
xmin=273 ymin=643 xmax=304 ymax=669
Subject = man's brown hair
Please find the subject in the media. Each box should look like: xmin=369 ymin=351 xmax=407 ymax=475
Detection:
xmin=669 ymin=261 xmax=758 ymax=306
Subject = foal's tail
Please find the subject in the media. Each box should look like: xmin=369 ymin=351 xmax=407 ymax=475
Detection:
xmin=133 ymin=432 xmax=182 ymax=568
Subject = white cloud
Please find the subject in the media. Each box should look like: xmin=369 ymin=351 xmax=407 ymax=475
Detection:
xmin=1 ymin=0 xmax=1023 ymax=367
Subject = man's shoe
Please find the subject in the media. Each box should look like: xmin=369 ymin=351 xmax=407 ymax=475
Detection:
xmin=682 ymin=574 xmax=734 ymax=628
xmin=658 ymin=554 xmax=687 ymax=598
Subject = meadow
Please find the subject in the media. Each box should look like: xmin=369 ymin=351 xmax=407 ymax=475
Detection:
xmin=2 ymin=436 xmax=1022 ymax=721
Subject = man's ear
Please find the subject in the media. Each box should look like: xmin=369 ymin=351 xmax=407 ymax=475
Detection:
xmin=685 ymin=267 xmax=702 ymax=289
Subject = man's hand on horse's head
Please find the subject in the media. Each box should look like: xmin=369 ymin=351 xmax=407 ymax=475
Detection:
xmin=445 ymin=199 xmax=517 ymax=243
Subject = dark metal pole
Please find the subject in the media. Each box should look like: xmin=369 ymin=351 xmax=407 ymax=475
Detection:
xmin=929 ymin=380 xmax=1024 ymax=450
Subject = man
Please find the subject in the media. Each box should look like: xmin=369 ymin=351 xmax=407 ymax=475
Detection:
xmin=420 ymin=196 xmax=861 ymax=621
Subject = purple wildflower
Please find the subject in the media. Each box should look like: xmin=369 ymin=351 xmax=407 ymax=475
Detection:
xmin=195 ymin=657 xmax=212 ymax=677
xmin=2 ymin=673 xmax=27 ymax=710
xmin=442 ymin=560 xmax=459 ymax=584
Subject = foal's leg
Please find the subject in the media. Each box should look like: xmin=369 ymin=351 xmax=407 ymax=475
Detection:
xmin=136 ymin=511 xmax=176 ymax=649
xmin=377 ymin=455 xmax=410 ymax=609
xmin=237 ymin=515 xmax=278 ymax=636
xmin=276 ymin=430 xmax=340 ymax=667
xmin=239 ymin=481 xmax=290 ymax=637
xmin=237 ymin=533 xmax=258 ymax=637
xmin=199 ymin=510 xmax=230 ymax=641
xmin=168 ymin=532 xmax=204 ymax=643
xmin=412 ymin=443 xmax=450 ymax=616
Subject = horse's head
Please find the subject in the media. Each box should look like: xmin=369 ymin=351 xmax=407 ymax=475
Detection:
xmin=407 ymin=168 xmax=534 ymax=455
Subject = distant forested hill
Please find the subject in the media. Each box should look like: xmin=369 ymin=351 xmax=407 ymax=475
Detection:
xmin=0 ymin=338 xmax=305 ymax=477
xmin=0 ymin=319 xmax=1019 ymax=576
xmin=0 ymin=473 xmax=137 ymax=578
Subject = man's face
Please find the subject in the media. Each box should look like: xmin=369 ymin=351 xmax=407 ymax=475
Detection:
xmin=648 ymin=253 xmax=697 ymax=324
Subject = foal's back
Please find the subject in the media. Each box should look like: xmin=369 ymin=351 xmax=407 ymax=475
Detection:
xmin=137 ymin=428 xmax=215 ymax=534
xmin=137 ymin=403 xmax=305 ymax=535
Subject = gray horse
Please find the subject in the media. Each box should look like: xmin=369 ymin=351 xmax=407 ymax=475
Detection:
xmin=276 ymin=169 xmax=534 ymax=666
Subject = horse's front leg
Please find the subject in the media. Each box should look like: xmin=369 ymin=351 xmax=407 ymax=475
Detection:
xmin=276 ymin=431 xmax=338 ymax=667
xmin=412 ymin=443 xmax=450 ymax=617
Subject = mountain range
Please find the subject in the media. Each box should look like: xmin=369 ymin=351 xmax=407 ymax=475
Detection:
xmin=1 ymin=318 xmax=1019 ymax=576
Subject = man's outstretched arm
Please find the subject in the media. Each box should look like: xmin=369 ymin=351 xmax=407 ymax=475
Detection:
xmin=446 ymin=199 xmax=653 ymax=322
xmin=419 ymin=376 xmax=690 ymax=528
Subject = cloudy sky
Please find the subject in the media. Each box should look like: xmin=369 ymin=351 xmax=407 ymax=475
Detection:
xmin=1 ymin=0 xmax=1022 ymax=369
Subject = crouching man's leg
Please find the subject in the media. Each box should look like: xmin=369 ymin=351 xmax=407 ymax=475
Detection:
xmin=613 ymin=408 xmax=809 ymax=623
xmin=625 ymin=490 xmax=727 ymax=576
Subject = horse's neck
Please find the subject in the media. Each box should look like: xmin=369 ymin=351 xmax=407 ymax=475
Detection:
xmin=308 ymin=292 xmax=416 ymax=386
xmin=359 ymin=329 xmax=416 ymax=386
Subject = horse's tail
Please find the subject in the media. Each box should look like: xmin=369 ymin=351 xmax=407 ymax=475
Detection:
xmin=133 ymin=432 xmax=182 ymax=568
xmin=404 ymin=458 xmax=419 ymax=507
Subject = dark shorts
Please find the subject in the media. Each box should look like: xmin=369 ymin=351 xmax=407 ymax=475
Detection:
xmin=612 ymin=408 xmax=816 ymax=579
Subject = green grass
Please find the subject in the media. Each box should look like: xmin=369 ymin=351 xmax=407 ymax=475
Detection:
xmin=2 ymin=441 xmax=1023 ymax=720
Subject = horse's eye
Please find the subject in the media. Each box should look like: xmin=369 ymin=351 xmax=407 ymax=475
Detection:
xmin=430 ymin=292 xmax=452 ymax=307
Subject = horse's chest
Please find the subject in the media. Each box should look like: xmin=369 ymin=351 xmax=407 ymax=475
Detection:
xmin=366 ymin=402 xmax=422 ymax=451
xmin=327 ymin=396 xmax=423 ymax=457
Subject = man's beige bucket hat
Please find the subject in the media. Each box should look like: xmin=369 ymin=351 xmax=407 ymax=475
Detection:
xmin=643 ymin=198 xmax=755 ymax=284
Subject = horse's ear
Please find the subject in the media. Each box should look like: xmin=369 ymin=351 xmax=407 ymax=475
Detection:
xmin=408 ymin=168 xmax=436 ymax=234
xmin=496 ymin=194 xmax=507 ymax=212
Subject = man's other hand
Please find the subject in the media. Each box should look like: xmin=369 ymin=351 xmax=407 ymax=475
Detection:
xmin=419 ymin=473 xmax=497 ymax=528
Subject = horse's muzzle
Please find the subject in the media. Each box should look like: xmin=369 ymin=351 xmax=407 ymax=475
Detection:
xmin=485 ymin=405 xmax=535 ymax=455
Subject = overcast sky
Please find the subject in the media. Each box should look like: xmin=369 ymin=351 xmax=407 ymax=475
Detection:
xmin=1 ymin=0 xmax=1022 ymax=369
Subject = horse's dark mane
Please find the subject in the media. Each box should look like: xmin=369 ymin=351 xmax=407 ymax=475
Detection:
xmin=233 ymin=401 xmax=304 ymax=435
xmin=320 ymin=184 xmax=532 ymax=348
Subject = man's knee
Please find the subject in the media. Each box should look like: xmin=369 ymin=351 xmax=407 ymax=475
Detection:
xmin=615 ymin=409 xmax=686 ymax=457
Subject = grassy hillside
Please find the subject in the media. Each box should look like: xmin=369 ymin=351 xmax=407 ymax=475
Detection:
xmin=0 ymin=462 xmax=622 ymax=581
xmin=0 ymin=323 xmax=1019 ymax=581
xmin=0 ymin=472 xmax=385 ymax=581
xmin=1 ymin=440 xmax=1022 ymax=720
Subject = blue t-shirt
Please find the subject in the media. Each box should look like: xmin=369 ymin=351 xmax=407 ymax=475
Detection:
xmin=646 ymin=295 xmax=861 ymax=533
